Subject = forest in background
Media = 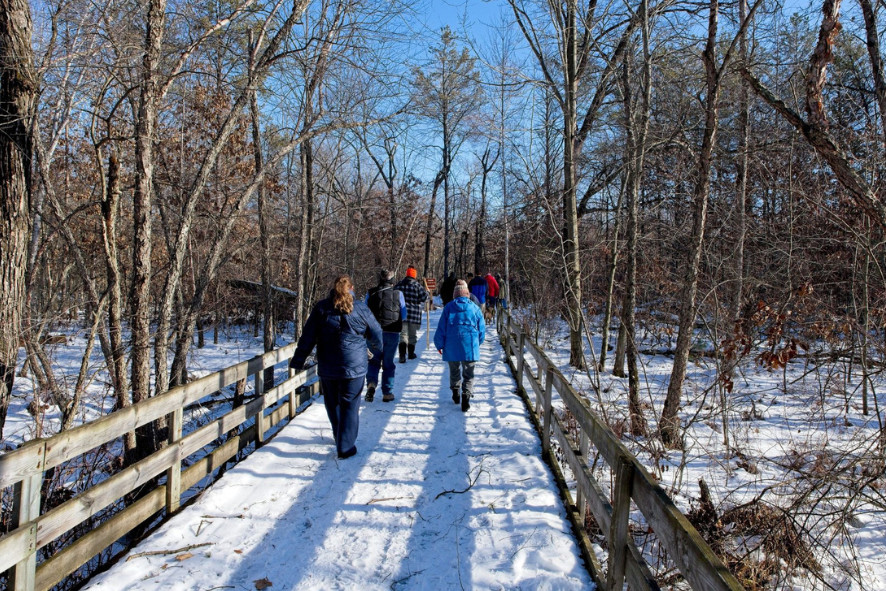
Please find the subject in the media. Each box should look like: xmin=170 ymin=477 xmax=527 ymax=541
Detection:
xmin=1 ymin=0 xmax=885 ymax=587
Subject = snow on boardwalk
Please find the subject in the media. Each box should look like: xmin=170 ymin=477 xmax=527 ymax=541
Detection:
xmin=83 ymin=318 xmax=594 ymax=591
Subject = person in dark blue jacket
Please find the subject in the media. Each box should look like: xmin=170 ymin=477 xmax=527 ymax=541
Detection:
xmin=434 ymin=280 xmax=485 ymax=412
xmin=290 ymin=275 xmax=383 ymax=459
xmin=467 ymin=272 xmax=488 ymax=313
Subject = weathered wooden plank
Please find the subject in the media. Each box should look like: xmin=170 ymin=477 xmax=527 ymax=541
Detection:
xmin=2 ymin=356 xmax=309 ymax=591
xmin=34 ymin=485 xmax=165 ymax=591
xmin=37 ymin=344 xmax=297 ymax=474
xmin=31 ymin=375 xmax=308 ymax=552
xmin=523 ymin=362 xmax=543 ymax=404
xmin=35 ymin=432 xmax=250 ymax=591
xmin=542 ymin=367 xmax=553 ymax=452
xmin=551 ymin=417 xmax=612 ymax=534
xmin=631 ymin=469 xmax=744 ymax=591
xmin=607 ymin=457 xmax=634 ymax=591
xmin=35 ymin=443 xmax=179 ymax=550
xmin=552 ymin=370 xmax=630 ymax=468
xmin=0 ymin=440 xmax=46 ymax=491
xmin=9 ymin=461 xmax=43 ymax=591
xmin=166 ymin=408 xmax=183 ymax=514
xmin=0 ymin=525 xmax=34 ymax=574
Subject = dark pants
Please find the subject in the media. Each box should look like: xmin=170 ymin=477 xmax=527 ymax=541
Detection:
xmin=447 ymin=361 xmax=476 ymax=395
xmin=320 ymin=377 xmax=363 ymax=456
xmin=367 ymin=331 xmax=399 ymax=395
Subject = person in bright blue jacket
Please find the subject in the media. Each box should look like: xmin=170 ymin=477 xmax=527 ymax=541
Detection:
xmin=434 ymin=280 xmax=485 ymax=412
xmin=290 ymin=275 xmax=383 ymax=459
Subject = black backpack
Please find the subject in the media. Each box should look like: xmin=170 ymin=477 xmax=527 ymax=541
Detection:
xmin=368 ymin=285 xmax=402 ymax=331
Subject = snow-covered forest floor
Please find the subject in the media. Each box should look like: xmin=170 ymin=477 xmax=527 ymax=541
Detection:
xmin=3 ymin=304 xmax=885 ymax=590
xmin=519 ymin=309 xmax=886 ymax=591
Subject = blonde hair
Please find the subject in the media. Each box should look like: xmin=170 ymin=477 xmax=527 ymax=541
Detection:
xmin=332 ymin=275 xmax=354 ymax=314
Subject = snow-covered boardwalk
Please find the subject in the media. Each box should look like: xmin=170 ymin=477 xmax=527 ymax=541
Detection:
xmin=83 ymin=319 xmax=594 ymax=591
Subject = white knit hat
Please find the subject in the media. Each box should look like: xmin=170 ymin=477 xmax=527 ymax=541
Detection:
xmin=454 ymin=280 xmax=469 ymax=298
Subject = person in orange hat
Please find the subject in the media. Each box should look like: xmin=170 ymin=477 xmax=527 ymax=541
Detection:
xmin=395 ymin=265 xmax=429 ymax=362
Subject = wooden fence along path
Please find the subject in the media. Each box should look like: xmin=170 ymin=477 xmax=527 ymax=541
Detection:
xmin=496 ymin=308 xmax=744 ymax=591
xmin=0 ymin=310 xmax=744 ymax=590
xmin=0 ymin=343 xmax=317 ymax=591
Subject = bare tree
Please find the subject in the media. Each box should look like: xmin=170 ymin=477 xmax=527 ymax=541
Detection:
xmin=0 ymin=0 xmax=36 ymax=438
xmin=661 ymin=0 xmax=760 ymax=448
xmin=413 ymin=26 xmax=483 ymax=277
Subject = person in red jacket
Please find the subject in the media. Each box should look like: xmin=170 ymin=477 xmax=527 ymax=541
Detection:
xmin=484 ymin=273 xmax=500 ymax=318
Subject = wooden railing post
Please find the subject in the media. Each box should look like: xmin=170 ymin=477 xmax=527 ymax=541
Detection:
xmin=577 ymin=429 xmax=589 ymax=522
xmin=607 ymin=456 xmax=635 ymax=591
xmin=255 ymin=368 xmax=266 ymax=445
xmin=542 ymin=367 xmax=554 ymax=453
xmin=9 ymin=443 xmax=45 ymax=591
xmin=166 ymin=407 xmax=183 ymax=514
xmin=516 ymin=329 xmax=525 ymax=391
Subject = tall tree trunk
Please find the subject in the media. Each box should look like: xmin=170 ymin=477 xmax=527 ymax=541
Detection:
xmin=295 ymin=137 xmax=314 ymax=334
xmin=387 ymin=140 xmax=396 ymax=267
xmin=0 ymin=0 xmax=36 ymax=438
xmin=250 ymin=35 xmax=274 ymax=386
xmin=661 ymin=0 xmax=721 ymax=449
xmin=423 ymin=170 xmax=445 ymax=278
xmin=622 ymin=6 xmax=652 ymax=437
xmin=443 ymin=111 xmax=452 ymax=276
xmin=130 ymin=0 xmax=166 ymax=462
xmin=101 ymin=152 xmax=132 ymax=435
xmin=600 ymin=181 xmax=625 ymax=371
xmin=563 ymin=0 xmax=585 ymax=369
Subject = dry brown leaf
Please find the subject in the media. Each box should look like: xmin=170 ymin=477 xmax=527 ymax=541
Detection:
xmin=234 ymin=549 xmax=243 ymax=554
xmin=174 ymin=552 xmax=193 ymax=561
xmin=254 ymin=578 xmax=273 ymax=590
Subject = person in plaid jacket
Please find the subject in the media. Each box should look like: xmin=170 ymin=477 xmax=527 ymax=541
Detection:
xmin=395 ymin=266 xmax=429 ymax=362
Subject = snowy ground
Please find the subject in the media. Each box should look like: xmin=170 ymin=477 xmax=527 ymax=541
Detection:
xmin=80 ymin=316 xmax=594 ymax=591
xmin=526 ymin=313 xmax=886 ymax=591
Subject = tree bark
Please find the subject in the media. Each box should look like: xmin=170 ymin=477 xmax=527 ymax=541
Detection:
xmin=622 ymin=4 xmax=652 ymax=437
xmin=129 ymin=0 xmax=166 ymax=462
xmin=563 ymin=0 xmax=585 ymax=369
xmin=0 ymin=0 xmax=36 ymax=438
xmin=250 ymin=33 xmax=274 ymax=386
xmin=423 ymin=169 xmax=445 ymax=278
xmin=661 ymin=0 xmax=721 ymax=448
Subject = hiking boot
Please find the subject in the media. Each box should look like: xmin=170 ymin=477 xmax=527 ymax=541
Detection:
xmin=461 ymin=391 xmax=470 ymax=412
xmin=382 ymin=392 xmax=395 ymax=403
xmin=407 ymin=344 xmax=417 ymax=359
xmin=365 ymin=384 xmax=376 ymax=402
xmin=452 ymin=388 xmax=460 ymax=404
xmin=398 ymin=342 xmax=407 ymax=363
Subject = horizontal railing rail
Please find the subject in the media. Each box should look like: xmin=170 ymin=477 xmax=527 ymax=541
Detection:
xmin=1 ymin=343 xmax=318 ymax=591
xmin=496 ymin=309 xmax=744 ymax=591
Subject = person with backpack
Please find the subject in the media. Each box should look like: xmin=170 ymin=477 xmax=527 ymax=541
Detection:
xmin=289 ymin=275 xmax=382 ymax=459
xmin=434 ymin=280 xmax=486 ymax=412
xmin=395 ymin=265 xmax=429 ymax=363
xmin=365 ymin=269 xmax=406 ymax=402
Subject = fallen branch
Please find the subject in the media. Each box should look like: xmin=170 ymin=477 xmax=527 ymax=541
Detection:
xmin=435 ymin=467 xmax=486 ymax=500
xmin=126 ymin=542 xmax=213 ymax=561
xmin=367 ymin=496 xmax=412 ymax=504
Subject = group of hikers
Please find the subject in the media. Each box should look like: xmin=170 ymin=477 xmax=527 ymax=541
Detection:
xmin=288 ymin=266 xmax=502 ymax=459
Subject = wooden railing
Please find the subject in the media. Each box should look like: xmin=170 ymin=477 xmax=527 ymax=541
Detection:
xmin=0 ymin=344 xmax=317 ymax=591
xmin=496 ymin=309 xmax=744 ymax=591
